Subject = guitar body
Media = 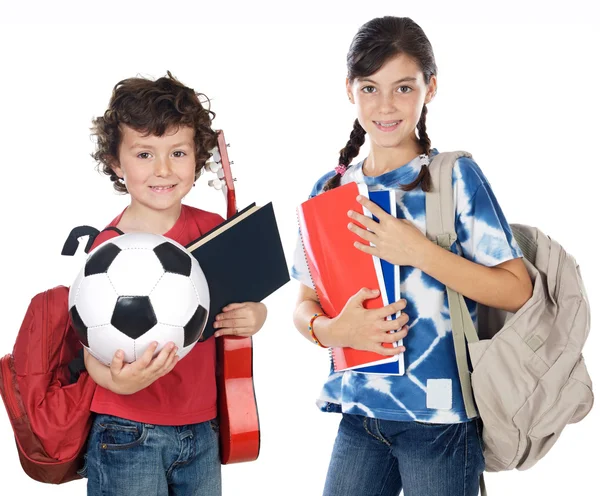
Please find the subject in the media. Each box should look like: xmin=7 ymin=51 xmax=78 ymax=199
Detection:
xmin=211 ymin=131 xmax=260 ymax=464
xmin=216 ymin=336 xmax=260 ymax=463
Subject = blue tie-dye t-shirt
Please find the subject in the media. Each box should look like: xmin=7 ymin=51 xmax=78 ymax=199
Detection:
xmin=291 ymin=151 xmax=523 ymax=424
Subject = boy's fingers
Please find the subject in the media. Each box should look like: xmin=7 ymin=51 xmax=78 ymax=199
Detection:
xmin=222 ymin=302 xmax=246 ymax=312
xmin=150 ymin=343 xmax=175 ymax=371
xmin=214 ymin=316 xmax=248 ymax=329
xmin=110 ymin=350 xmax=125 ymax=376
xmin=137 ymin=342 xmax=159 ymax=368
xmin=214 ymin=327 xmax=252 ymax=338
xmin=163 ymin=353 xmax=179 ymax=375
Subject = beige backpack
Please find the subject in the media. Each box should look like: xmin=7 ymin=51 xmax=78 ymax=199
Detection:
xmin=425 ymin=151 xmax=593 ymax=486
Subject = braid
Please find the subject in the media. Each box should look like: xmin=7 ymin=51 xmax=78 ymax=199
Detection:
xmin=323 ymin=119 xmax=366 ymax=191
xmin=401 ymin=105 xmax=432 ymax=192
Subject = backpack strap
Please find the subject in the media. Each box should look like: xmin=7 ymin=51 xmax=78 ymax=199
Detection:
xmin=61 ymin=225 xmax=101 ymax=255
xmin=426 ymin=151 xmax=480 ymax=420
xmin=61 ymin=226 xmax=124 ymax=256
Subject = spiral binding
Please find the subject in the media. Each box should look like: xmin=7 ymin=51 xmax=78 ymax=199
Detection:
xmin=296 ymin=208 xmax=338 ymax=369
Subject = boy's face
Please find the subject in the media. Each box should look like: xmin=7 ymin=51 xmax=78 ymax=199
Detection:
xmin=113 ymin=124 xmax=196 ymax=215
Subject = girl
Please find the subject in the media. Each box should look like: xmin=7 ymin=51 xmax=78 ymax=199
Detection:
xmin=291 ymin=17 xmax=532 ymax=496
xmin=82 ymin=72 xmax=267 ymax=495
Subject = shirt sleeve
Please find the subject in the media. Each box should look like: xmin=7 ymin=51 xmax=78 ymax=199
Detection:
xmin=291 ymin=230 xmax=314 ymax=289
xmin=453 ymin=158 xmax=523 ymax=267
xmin=289 ymin=172 xmax=337 ymax=289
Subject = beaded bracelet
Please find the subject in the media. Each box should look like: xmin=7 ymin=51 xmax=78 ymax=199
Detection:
xmin=308 ymin=313 xmax=328 ymax=348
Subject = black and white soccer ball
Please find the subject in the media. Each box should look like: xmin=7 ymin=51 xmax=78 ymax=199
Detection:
xmin=68 ymin=232 xmax=210 ymax=365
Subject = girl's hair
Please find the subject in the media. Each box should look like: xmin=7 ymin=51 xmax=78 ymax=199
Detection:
xmin=324 ymin=17 xmax=437 ymax=192
xmin=91 ymin=71 xmax=217 ymax=193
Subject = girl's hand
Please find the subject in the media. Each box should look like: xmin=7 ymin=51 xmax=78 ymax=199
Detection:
xmin=213 ymin=302 xmax=267 ymax=338
xmin=348 ymin=194 xmax=430 ymax=268
xmin=329 ymin=288 xmax=409 ymax=355
xmin=108 ymin=341 xmax=179 ymax=395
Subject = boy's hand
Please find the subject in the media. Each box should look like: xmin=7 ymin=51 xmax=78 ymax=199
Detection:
xmin=213 ymin=302 xmax=267 ymax=338
xmin=108 ymin=341 xmax=179 ymax=395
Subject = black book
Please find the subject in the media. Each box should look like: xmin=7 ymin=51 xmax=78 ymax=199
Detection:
xmin=186 ymin=202 xmax=290 ymax=340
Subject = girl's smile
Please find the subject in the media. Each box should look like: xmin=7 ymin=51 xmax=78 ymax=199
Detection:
xmin=373 ymin=120 xmax=402 ymax=132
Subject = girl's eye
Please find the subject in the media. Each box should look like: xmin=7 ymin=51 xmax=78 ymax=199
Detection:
xmin=398 ymin=86 xmax=412 ymax=94
xmin=361 ymin=86 xmax=377 ymax=94
xmin=138 ymin=152 xmax=151 ymax=159
xmin=173 ymin=151 xmax=186 ymax=158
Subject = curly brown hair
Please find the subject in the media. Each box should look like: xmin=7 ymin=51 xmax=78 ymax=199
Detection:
xmin=91 ymin=71 xmax=217 ymax=193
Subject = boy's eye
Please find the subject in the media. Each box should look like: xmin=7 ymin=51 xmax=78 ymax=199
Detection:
xmin=138 ymin=152 xmax=151 ymax=159
xmin=398 ymin=86 xmax=412 ymax=94
xmin=361 ymin=86 xmax=377 ymax=94
xmin=173 ymin=151 xmax=186 ymax=158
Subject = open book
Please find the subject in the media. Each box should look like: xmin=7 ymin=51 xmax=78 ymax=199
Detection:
xmin=186 ymin=202 xmax=290 ymax=340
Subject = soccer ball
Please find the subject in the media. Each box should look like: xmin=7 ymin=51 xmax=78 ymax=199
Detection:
xmin=68 ymin=232 xmax=210 ymax=365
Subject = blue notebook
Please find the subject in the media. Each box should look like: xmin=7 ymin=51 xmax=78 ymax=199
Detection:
xmin=355 ymin=185 xmax=404 ymax=375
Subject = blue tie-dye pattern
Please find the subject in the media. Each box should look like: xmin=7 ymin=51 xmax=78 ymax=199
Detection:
xmin=293 ymin=151 xmax=523 ymax=424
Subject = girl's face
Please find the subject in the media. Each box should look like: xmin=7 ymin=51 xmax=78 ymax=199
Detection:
xmin=112 ymin=125 xmax=196 ymax=215
xmin=347 ymin=53 xmax=437 ymax=153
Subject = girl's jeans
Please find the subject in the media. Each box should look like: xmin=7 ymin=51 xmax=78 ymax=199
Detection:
xmin=323 ymin=413 xmax=485 ymax=496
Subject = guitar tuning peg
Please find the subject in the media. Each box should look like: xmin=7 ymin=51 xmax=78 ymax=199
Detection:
xmin=212 ymin=149 xmax=221 ymax=162
xmin=208 ymin=179 xmax=224 ymax=190
xmin=204 ymin=161 xmax=220 ymax=173
xmin=230 ymin=161 xmax=235 ymax=165
xmin=226 ymin=143 xmax=230 ymax=147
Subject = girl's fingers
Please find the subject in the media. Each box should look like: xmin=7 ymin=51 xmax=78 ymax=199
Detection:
xmin=380 ymin=314 xmax=409 ymax=331
xmin=353 ymin=241 xmax=377 ymax=255
xmin=377 ymin=299 xmax=407 ymax=319
xmin=348 ymin=222 xmax=377 ymax=244
xmin=380 ymin=326 xmax=409 ymax=342
xmin=371 ymin=343 xmax=406 ymax=356
xmin=348 ymin=210 xmax=379 ymax=232
xmin=356 ymin=195 xmax=388 ymax=220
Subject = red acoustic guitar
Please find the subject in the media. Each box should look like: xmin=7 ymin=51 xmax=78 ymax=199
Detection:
xmin=205 ymin=130 xmax=260 ymax=464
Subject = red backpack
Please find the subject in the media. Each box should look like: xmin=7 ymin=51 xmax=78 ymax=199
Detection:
xmin=0 ymin=226 xmax=114 ymax=484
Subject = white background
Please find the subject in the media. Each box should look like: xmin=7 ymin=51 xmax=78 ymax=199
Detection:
xmin=1 ymin=1 xmax=598 ymax=495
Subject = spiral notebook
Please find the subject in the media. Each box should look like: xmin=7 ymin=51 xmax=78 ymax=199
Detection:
xmin=297 ymin=182 xmax=404 ymax=374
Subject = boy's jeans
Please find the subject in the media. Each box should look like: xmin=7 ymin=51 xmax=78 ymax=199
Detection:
xmin=79 ymin=413 xmax=221 ymax=496
xmin=323 ymin=413 xmax=485 ymax=496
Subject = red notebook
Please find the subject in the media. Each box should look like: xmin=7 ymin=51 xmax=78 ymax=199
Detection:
xmin=297 ymin=182 xmax=398 ymax=371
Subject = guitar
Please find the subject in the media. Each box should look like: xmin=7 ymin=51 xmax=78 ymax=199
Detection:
xmin=205 ymin=130 xmax=260 ymax=464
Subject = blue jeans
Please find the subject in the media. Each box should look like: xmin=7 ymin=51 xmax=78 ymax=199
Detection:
xmin=323 ymin=414 xmax=485 ymax=496
xmin=79 ymin=413 xmax=221 ymax=496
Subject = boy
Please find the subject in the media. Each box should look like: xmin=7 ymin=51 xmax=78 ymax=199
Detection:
xmin=81 ymin=71 xmax=267 ymax=495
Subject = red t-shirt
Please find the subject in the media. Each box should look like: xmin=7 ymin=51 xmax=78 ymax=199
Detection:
xmin=88 ymin=204 xmax=224 ymax=425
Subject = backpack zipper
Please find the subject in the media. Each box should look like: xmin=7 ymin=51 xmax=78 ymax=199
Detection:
xmin=42 ymin=291 xmax=49 ymax=373
xmin=0 ymin=355 xmax=24 ymax=420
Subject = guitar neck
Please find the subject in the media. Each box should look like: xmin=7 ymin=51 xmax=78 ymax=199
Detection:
xmin=216 ymin=130 xmax=237 ymax=219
